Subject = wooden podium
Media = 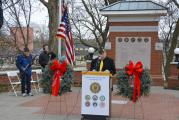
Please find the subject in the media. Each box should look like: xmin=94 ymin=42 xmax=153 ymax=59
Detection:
xmin=81 ymin=71 xmax=112 ymax=120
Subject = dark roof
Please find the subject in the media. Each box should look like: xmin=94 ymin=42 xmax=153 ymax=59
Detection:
xmin=100 ymin=0 xmax=167 ymax=11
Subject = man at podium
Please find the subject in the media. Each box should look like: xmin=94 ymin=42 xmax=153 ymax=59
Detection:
xmin=90 ymin=48 xmax=116 ymax=75
xmin=82 ymin=48 xmax=115 ymax=119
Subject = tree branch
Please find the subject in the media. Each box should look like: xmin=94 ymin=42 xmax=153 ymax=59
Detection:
xmin=39 ymin=0 xmax=49 ymax=8
xmin=171 ymin=0 xmax=179 ymax=8
xmin=3 ymin=0 xmax=21 ymax=10
xmin=81 ymin=0 xmax=101 ymax=32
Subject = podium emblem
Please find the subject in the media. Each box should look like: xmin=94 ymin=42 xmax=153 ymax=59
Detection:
xmin=85 ymin=95 xmax=91 ymax=100
xmin=99 ymin=102 xmax=105 ymax=108
xmin=93 ymin=102 xmax=98 ymax=107
xmin=92 ymin=95 xmax=98 ymax=101
xmin=90 ymin=82 xmax=101 ymax=93
xmin=85 ymin=101 xmax=90 ymax=107
xmin=100 ymin=95 xmax=105 ymax=101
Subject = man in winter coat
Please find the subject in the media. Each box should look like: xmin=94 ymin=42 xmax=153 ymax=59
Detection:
xmin=90 ymin=48 xmax=116 ymax=75
xmin=16 ymin=47 xmax=33 ymax=97
xmin=39 ymin=44 xmax=50 ymax=68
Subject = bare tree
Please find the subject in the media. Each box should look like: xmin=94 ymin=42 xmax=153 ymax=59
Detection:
xmin=39 ymin=0 xmax=59 ymax=51
xmin=160 ymin=4 xmax=178 ymax=57
xmin=70 ymin=0 xmax=123 ymax=49
xmin=70 ymin=0 xmax=115 ymax=49
xmin=71 ymin=0 xmax=105 ymax=48
xmin=160 ymin=0 xmax=179 ymax=86
xmin=3 ymin=0 xmax=33 ymax=51
xmin=39 ymin=0 xmax=120 ymax=51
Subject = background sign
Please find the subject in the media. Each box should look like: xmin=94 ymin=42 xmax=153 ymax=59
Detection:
xmin=81 ymin=74 xmax=110 ymax=116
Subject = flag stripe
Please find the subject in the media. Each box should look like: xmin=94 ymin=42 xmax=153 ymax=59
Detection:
xmin=65 ymin=37 xmax=73 ymax=62
xmin=56 ymin=2 xmax=75 ymax=66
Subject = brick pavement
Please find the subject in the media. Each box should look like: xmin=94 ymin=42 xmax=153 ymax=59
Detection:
xmin=20 ymin=87 xmax=179 ymax=120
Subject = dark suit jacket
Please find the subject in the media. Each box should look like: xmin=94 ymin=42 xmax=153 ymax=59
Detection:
xmin=90 ymin=57 xmax=116 ymax=75
xmin=39 ymin=51 xmax=49 ymax=68
xmin=0 ymin=0 xmax=3 ymax=28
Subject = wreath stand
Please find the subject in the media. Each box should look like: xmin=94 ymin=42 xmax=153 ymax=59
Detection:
xmin=116 ymin=61 xmax=151 ymax=120
xmin=117 ymin=97 xmax=145 ymax=120
xmin=41 ymin=88 xmax=82 ymax=120
xmin=41 ymin=94 xmax=67 ymax=120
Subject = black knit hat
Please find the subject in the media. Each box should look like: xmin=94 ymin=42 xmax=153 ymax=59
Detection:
xmin=49 ymin=52 xmax=56 ymax=60
xmin=24 ymin=47 xmax=29 ymax=52
xmin=98 ymin=48 xmax=105 ymax=54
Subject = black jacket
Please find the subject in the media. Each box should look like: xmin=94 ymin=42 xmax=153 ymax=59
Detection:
xmin=0 ymin=0 xmax=3 ymax=28
xmin=90 ymin=57 xmax=116 ymax=75
xmin=39 ymin=51 xmax=49 ymax=68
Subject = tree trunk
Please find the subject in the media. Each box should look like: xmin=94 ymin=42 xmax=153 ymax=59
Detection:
xmin=47 ymin=0 xmax=59 ymax=51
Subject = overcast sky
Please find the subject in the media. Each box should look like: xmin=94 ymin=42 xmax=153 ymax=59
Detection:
xmin=30 ymin=1 xmax=48 ymax=26
xmin=31 ymin=0 xmax=170 ymax=27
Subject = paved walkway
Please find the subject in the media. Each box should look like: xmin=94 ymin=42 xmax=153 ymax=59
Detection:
xmin=0 ymin=86 xmax=179 ymax=120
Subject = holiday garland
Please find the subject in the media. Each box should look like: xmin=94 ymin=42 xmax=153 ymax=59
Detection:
xmin=116 ymin=61 xmax=152 ymax=102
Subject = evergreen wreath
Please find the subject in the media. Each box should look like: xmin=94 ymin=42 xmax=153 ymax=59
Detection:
xmin=40 ymin=61 xmax=53 ymax=94
xmin=40 ymin=60 xmax=73 ymax=95
xmin=116 ymin=61 xmax=152 ymax=102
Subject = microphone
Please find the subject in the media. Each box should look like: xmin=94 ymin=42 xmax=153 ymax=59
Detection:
xmin=95 ymin=56 xmax=101 ymax=71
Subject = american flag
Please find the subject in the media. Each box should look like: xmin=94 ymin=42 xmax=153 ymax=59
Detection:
xmin=56 ymin=4 xmax=75 ymax=66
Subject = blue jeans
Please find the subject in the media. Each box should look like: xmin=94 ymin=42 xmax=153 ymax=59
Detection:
xmin=21 ymin=74 xmax=31 ymax=94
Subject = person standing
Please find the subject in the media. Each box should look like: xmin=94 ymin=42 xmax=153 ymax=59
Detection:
xmin=89 ymin=49 xmax=116 ymax=120
xmin=16 ymin=47 xmax=33 ymax=97
xmin=39 ymin=44 xmax=50 ymax=68
xmin=90 ymin=48 xmax=116 ymax=75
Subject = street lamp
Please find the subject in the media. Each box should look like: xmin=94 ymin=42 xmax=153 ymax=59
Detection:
xmin=88 ymin=47 xmax=95 ymax=60
xmin=174 ymin=48 xmax=179 ymax=80
xmin=174 ymin=48 xmax=179 ymax=63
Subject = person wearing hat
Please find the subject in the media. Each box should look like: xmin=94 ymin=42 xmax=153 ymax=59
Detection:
xmin=90 ymin=48 xmax=116 ymax=75
xmin=16 ymin=47 xmax=33 ymax=97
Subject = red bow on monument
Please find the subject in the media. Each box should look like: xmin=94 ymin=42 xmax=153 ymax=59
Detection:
xmin=50 ymin=59 xmax=67 ymax=96
xmin=125 ymin=60 xmax=143 ymax=102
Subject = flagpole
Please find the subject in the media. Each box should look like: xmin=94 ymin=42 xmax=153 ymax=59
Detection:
xmin=58 ymin=0 xmax=62 ymax=59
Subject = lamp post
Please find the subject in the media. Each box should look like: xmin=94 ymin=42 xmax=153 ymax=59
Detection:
xmin=174 ymin=48 xmax=179 ymax=79
xmin=88 ymin=47 xmax=95 ymax=60
xmin=174 ymin=48 xmax=179 ymax=62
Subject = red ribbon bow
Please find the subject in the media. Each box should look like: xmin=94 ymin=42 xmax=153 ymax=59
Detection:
xmin=125 ymin=60 xmax=143 ymax=102
xmin=50 ymin=59 xmax=67 ymax=96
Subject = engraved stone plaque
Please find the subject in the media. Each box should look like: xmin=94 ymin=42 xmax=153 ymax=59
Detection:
xmin=115 ymin=37 xmax=151 ymax=69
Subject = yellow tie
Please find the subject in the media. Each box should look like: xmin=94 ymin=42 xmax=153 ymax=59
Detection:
xmin=99 ymin=60 xmax=103 ymax=71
